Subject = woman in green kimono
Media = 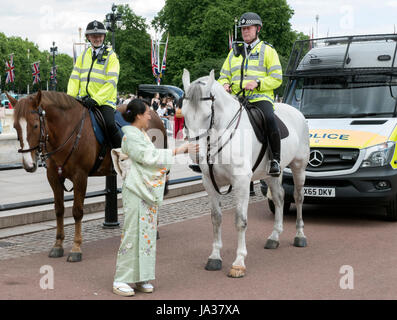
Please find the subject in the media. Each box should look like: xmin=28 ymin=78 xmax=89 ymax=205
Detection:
xmin=113 ymin=98 xmax=198 ymax=297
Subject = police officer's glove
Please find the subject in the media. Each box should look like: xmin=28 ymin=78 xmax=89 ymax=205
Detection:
xmin=82 ymin=96 xmax=98 ymax=109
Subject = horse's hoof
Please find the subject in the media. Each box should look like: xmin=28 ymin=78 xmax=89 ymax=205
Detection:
xmin=227 ymin=265 xmax=246 ymax=278
xmin=294 ymin=237 xmax=307 ymax=247
xmin=205 ymin=259 xmax=222 ymax=271
xmin=67 ymin=252 xmax=82 ymax=262
xmin=264 ymin=239 xmax=279 ymax=249
xmin=49 ymin=247 xmax=64 ymax=258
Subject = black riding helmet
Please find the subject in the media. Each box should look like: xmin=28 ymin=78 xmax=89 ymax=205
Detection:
xmin=85 ymin=20 xmax=107 ymax=35
xmin=238 ymin=12 xmax=263 ymax=28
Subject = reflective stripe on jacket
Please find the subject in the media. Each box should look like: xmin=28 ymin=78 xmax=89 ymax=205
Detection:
xmin=67 ymin=46 xmax=120 ymax=109
xmin=218 ymin=41 xmax=282 ymax=104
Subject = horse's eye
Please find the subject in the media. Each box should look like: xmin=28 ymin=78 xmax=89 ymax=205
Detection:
xmin=34 ymin=124 xmax=39 ymax=129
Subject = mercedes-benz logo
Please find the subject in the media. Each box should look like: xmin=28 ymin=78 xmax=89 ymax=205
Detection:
xmin=309 ymin=150 xmax=324 ymax=167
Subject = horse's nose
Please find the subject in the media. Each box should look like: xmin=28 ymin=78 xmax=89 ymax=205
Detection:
xmin=25 ymin=162 xmax=37 ymax=173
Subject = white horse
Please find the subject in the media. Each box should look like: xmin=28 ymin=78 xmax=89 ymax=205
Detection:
xmin=181 ymin=69 xmax=310 ymax=278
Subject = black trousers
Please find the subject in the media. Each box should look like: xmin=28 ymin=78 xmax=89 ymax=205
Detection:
xmin=96 ymin=105 xmax=122 ymax=148
xmin=251 ymin=100 xmax=280 ymax=161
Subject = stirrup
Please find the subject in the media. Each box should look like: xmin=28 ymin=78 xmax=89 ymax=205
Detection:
xmin=269 ymin=160 xmax=281 ymax=177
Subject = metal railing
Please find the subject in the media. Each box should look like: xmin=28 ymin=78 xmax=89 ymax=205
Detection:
xmin=0 ymin=163 xmax=202 ymax=212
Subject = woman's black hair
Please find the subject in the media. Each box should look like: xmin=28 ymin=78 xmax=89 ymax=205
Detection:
xmin=122 ymin=98 xmax=147 ymax=123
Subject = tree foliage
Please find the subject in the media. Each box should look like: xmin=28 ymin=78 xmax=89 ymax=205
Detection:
xmin=152 ymin=0 xmax=308 ymax=95
xmin=0 ymin=1 xmax=308 ymax=97
xmin=0 ymin=32 xmax=73 ymax=94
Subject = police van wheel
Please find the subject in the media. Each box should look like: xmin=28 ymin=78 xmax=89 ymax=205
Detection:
xmin=386 ymin=197 xmax=397 ymax=221
xmin=268 ymin=199 xmax=291 ymax=215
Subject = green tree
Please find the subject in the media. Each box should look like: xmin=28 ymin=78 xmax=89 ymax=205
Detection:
xmin=0 ymin=32 xmax=73 ymax=94
xmin=112 ymin=4 xmax=154 ymax=94
xmin=152 ymin=0 xmax=308 ymax=92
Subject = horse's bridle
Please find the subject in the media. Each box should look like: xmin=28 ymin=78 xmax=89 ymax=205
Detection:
xmin=18 ymin=104 xmax=87 ymax=190
xmin=183 ymin=92 xmax=243 ymax=195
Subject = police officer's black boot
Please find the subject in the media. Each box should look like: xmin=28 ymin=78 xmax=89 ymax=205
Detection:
xmin=189 ymin=164 xmax=202 ymax=173
xmin=268 ymin=131 xmax=281 ymax=177
xmin=269 ymin=157 xmax=281 ymax=177
xmin=110 ymin=130 xmax=122 ymax=149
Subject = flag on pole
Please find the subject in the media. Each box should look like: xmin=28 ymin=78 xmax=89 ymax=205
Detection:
xmin=32 ymin=62 xmax=40 ymax=84
xmin=309 ymin=27 xmax=314 ymax=50
xmin=73 ymin=44 xmax=77 ymax=64
xmin=5 ymin=54 xmax=15 ymax=84
xmin=151 ymin=39 xmax=158 ymax=78
xmin=160 ymin=34 xmax=169 ymax=76
xmin=228 ymin=31 xmax=233 ymax=51
xmin=50 ymin=65 xmax=57 ymax=84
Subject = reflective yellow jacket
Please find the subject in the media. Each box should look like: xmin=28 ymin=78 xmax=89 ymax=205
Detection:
xmin=218 ymin=41 xmax=282 ymax=104
xmin=67 ymin=46 xmax=119 ymax=109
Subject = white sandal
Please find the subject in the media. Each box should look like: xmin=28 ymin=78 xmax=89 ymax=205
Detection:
xmin=113 ymin=282 xmax=135 ymax=297
xmin=135 ymin=281 xmax=154 ymax=293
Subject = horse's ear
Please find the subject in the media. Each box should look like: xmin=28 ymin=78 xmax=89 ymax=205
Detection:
xmin=205 ymin=69 xmax=215 ymax=93
xmin=5 ymin=92 xmax=17 ymax=108
xmin=33 ymin=89 xmax=42 ymax=108
xmin=182 ymin=69 xmax=190 ymax=92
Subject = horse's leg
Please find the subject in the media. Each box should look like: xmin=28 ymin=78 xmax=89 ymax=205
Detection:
xmin=290 ymin=161 xmax=307 ymax=247
xmin=228 ymin=175 xmax=251 ymax=278
xmin=47 ymin=165 xmax=65 ymax=258
xmin=202 ymin=176 xmax=223 ymax=271
xmin=264 ymin=176 xmax=284 ymax=249
xmin=66 ymin=173 xmax=88 ymax=262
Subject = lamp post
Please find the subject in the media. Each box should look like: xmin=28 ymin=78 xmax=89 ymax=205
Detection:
xmin=27 ymin=49 xmax=30 ymax=94
xmin=105 ymin=3 xmax=123 ymax=51
xmin=103 ymin=3 xmax=122 ymax=229
xmin=50 ymin=41 xmax=58 ymax=91
xmin=315 ymin=14 xmax=319 ymax=38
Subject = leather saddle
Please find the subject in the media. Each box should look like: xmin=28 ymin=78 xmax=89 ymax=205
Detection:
xmin=244 ymin=103 xmax=289 ymax=144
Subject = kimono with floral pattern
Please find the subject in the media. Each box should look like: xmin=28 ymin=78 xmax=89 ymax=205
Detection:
xmin=114 ymin=125 xmax=173 ymax=283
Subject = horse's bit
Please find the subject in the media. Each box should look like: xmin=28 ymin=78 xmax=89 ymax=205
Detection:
xmin=18 ymin=105 xmax=87 ymax=191
xmin=183 ymin=92 xmax=243 ymax=195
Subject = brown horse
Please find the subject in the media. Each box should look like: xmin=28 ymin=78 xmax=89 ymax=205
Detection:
xmin=7 ymin=90 xmax=167 ymax=262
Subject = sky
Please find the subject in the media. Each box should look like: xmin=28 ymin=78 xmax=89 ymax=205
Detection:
xmin=0 ymin=0 xmax=396 ymax=57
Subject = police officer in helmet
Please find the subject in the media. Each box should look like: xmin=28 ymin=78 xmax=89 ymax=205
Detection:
xmin=218 ymin=12 xmax=283 ymax=176
xmin=67 ymin=20 xmax=122 ymax=149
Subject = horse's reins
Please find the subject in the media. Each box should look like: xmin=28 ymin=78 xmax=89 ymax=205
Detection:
xmin=183 ymin=89 xmax=259 ymax=195
xmin=18 ymin=105 xmax=87 ymax=192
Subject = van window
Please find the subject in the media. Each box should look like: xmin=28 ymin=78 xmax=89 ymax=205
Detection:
xmin=285 ymin=76 xmax=397 ymax=118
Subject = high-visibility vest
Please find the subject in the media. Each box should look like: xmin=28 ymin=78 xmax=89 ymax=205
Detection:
xmin=218 ymin=41 xmax=282 ymax=104
xmin=67 ymin=46 xmax=120 ymax=109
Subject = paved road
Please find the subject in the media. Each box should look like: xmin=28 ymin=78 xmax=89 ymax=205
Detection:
xmin=0 ymin=183 xmax=396 ymax=300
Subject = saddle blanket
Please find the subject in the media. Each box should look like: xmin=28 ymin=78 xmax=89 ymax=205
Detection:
xmin=89 ymin=109 xmax=129 ymax=145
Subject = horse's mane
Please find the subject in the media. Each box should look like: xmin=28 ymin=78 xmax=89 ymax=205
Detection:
xmin=187 ymin=77 xmax=205 ymax=107
xmin=189 ymin=75 xmax=236 ymax=105
xmin=14 ymin=91 xmax=81 ymax=120
xmin=41 ymin=91 xmax=81 ymax=111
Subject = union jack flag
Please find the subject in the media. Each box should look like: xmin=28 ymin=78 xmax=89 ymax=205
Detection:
xmin=5 ymin=54 xmax=15 ymax=84
xmin=32 ymin=62 xmax=40 ymax=84
xmin=228 ymin=31 xmax=234 ymax=51
xmin=161 ymin=34 xmax=169 ymax=76
xmin=50 ymin=65 xmax=57 ymax=84
xmin=151 ymin=39 xmax=160 ymax=78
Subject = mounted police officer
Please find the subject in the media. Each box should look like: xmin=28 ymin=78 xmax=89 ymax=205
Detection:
xmin=67 ymin=20 xmax=121 ymax=148
xmin=218 ymin=12 xmax=283 ymax=176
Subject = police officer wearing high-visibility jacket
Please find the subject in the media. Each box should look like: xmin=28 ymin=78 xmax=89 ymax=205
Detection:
xmin=218 ymin=12 xmax=283 ymax=176
xmin=67 ymin=20 xmax=122 ymax=148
